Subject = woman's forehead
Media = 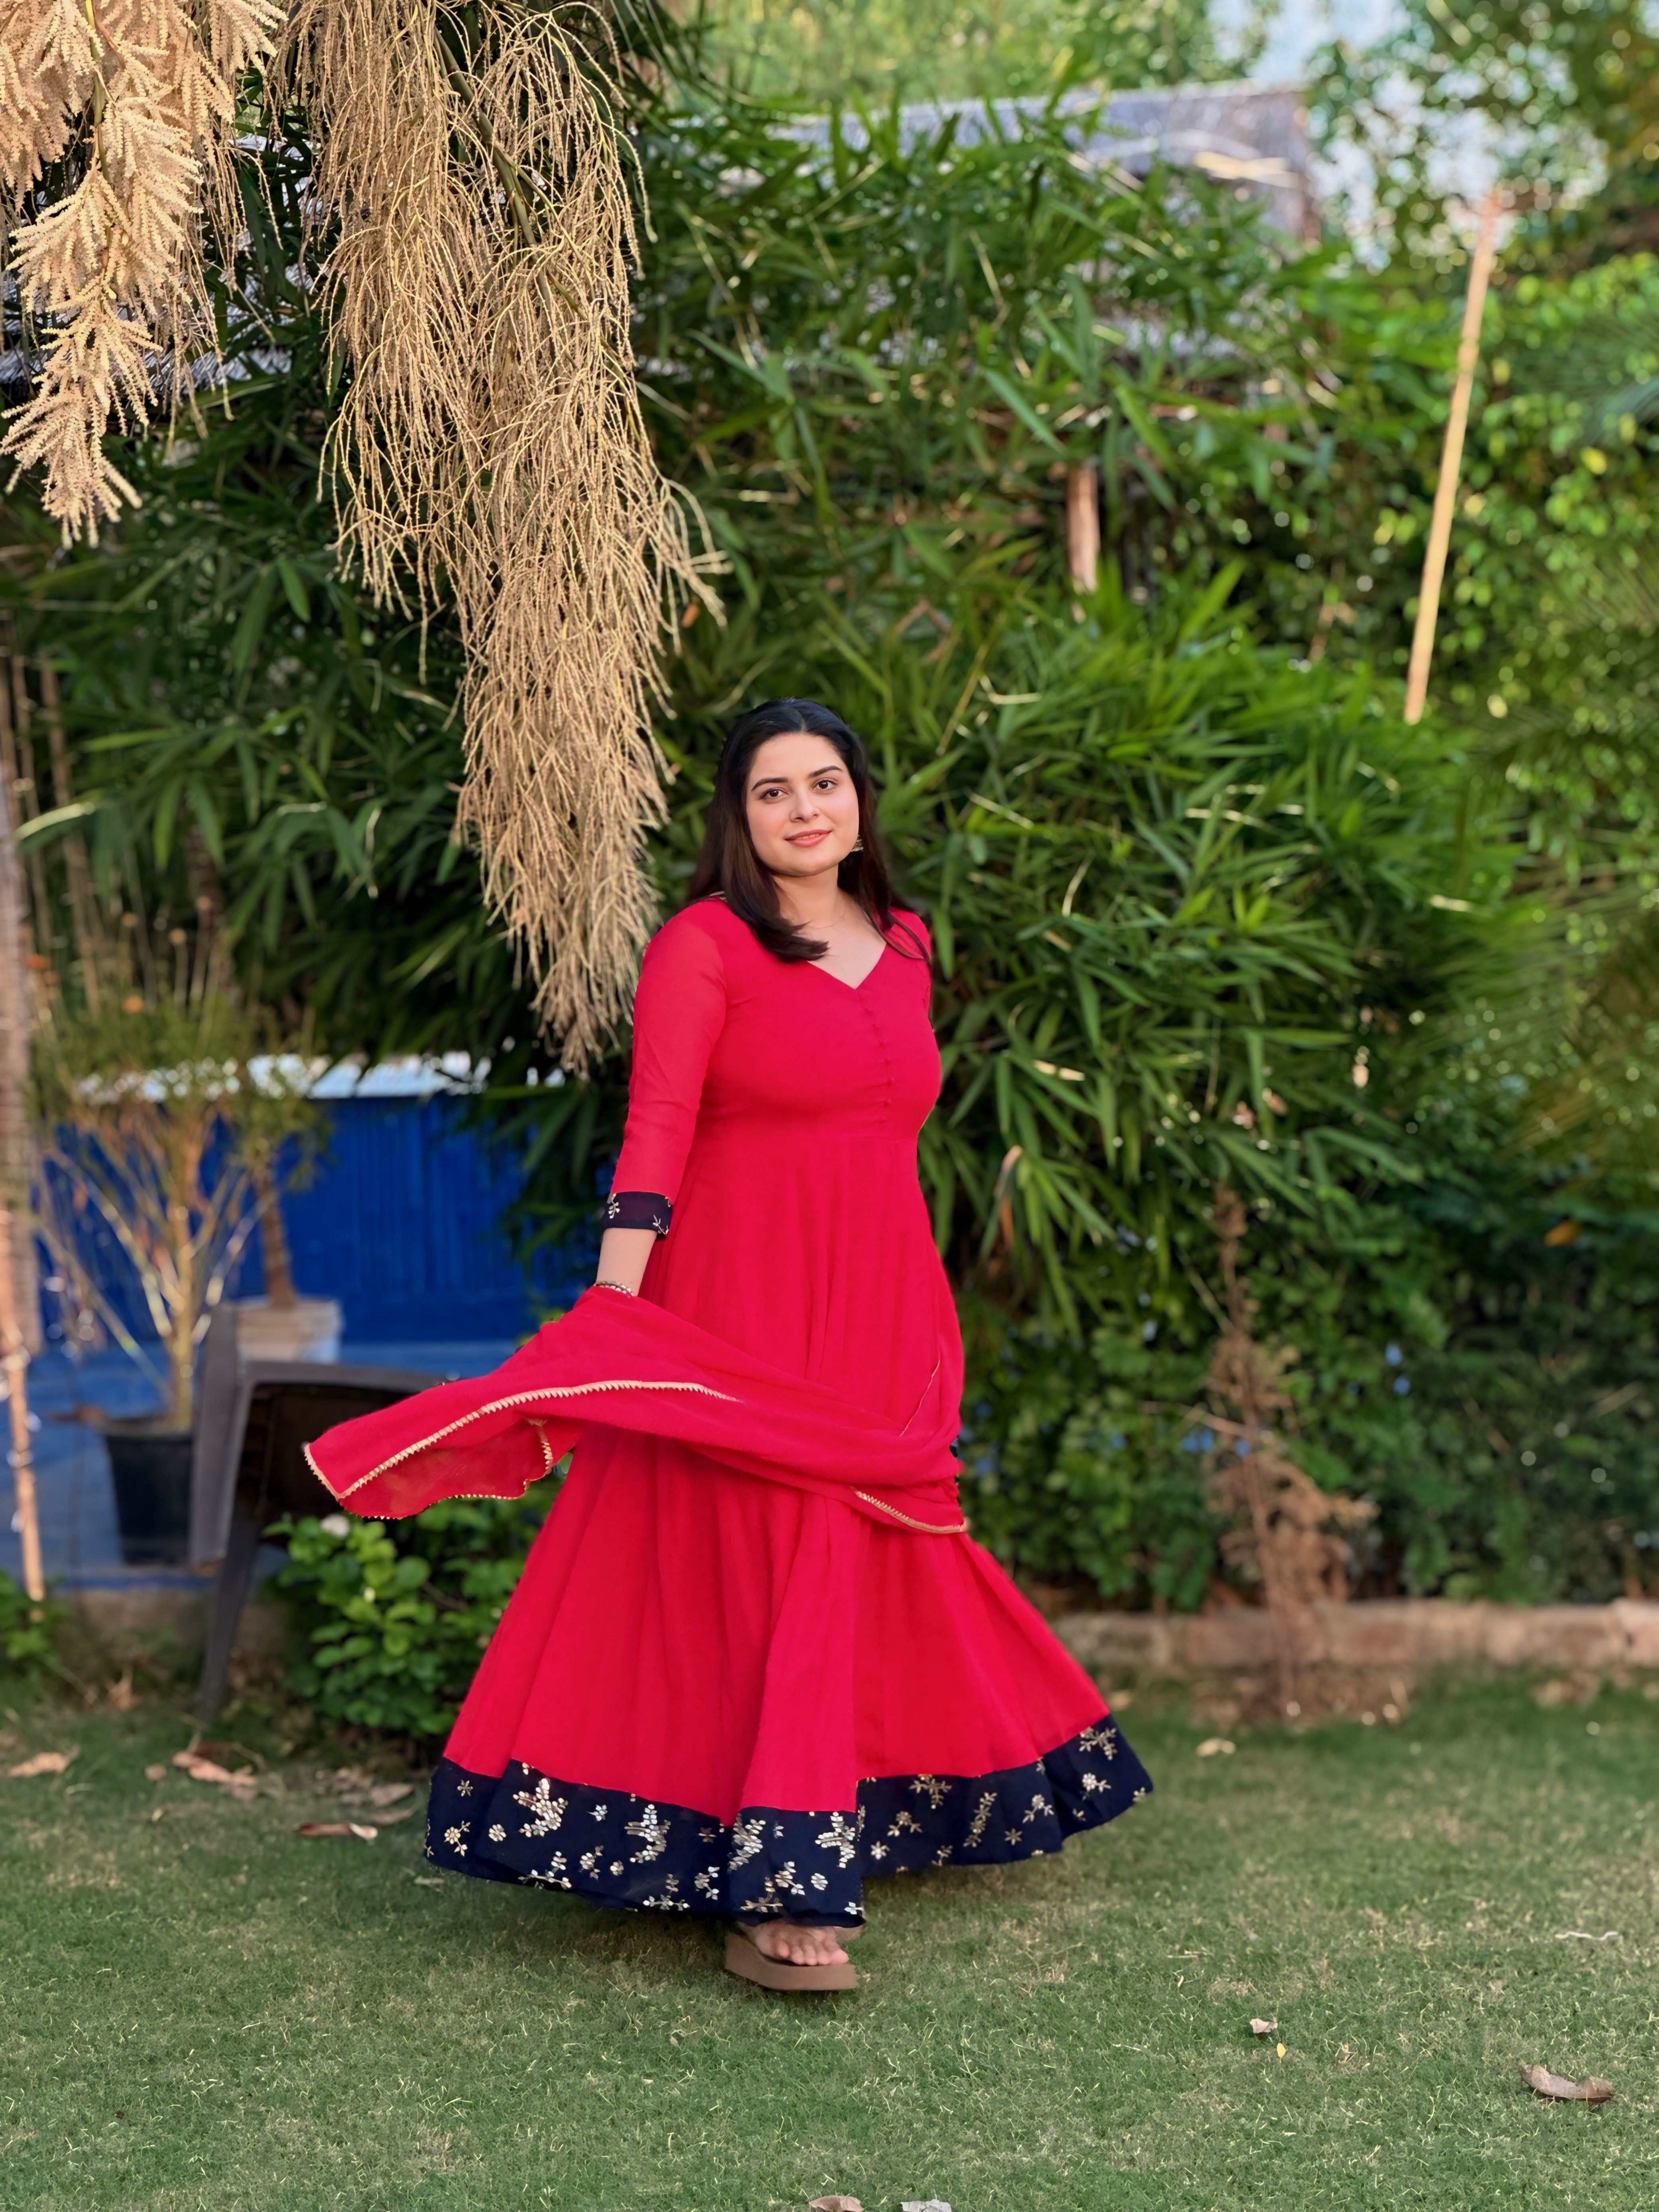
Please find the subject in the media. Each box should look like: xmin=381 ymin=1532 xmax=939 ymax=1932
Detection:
xmin=748 ymin=730 xmax=843 ymax=783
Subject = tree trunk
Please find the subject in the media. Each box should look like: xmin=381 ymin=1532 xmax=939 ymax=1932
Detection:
xmin=39 ymin=662 xmax=103 ymax=1009
xmin=253 ymin=1155 xmax=297 ymax=1309
xmin=3 ymin=644 xmax=53 ymax=968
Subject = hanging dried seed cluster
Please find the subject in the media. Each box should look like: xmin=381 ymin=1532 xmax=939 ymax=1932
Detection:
xmin=272 ymin=0 xmax=709 ymax=1064
xmin=0 ymin=0 xmax=281 ymax=539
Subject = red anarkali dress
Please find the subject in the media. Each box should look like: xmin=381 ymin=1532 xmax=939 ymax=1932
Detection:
xmin=311 ymin=897 xmax=1150 ymax=1925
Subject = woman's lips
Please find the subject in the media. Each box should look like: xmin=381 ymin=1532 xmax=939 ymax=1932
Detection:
xmin=786 ymin=829 xmax=832 ymax=846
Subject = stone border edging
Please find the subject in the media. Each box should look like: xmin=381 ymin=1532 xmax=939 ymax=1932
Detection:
xmin=1053 ymin=1598 xmax=1659 ymax=1681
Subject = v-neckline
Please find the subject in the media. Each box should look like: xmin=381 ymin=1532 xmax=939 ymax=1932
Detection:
xmin=808 ymin=942 xmax=890 ymax=994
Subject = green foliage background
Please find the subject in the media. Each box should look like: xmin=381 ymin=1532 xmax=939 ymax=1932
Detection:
xmin=701 ymin=0 xmax=1238 ymax=104
xmin=271 ymin=1498 xmax=552 ymax=1739
xmin=7 ymin=4 xmax=1659 ymax=1636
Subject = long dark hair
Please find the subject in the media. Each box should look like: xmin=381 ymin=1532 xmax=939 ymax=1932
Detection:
xmin=686 ymin=698 xmax=919 ymax=964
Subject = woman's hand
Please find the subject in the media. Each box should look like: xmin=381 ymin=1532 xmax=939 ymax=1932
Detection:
xmin=594 ymin=1226 xmax=657 ymax=1296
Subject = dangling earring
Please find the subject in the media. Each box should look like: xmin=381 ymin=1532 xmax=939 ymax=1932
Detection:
xmin=851 ymin=837 xmax=864 ymax=853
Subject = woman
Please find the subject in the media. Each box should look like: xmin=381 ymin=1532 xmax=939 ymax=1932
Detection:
xmin=309 ymin=698 xmax=1151 ymax=1992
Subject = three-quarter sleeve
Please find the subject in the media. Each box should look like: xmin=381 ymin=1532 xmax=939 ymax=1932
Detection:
xmin=608 ymin=912 xmax=728 ymax=1217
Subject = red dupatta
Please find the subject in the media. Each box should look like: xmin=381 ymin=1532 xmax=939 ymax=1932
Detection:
xmin=305 ymin=1287 xmax=969 ymax=1535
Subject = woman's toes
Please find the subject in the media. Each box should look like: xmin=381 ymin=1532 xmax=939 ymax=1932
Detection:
xmin=757 ymin=1921 xmax=850 ymax=1966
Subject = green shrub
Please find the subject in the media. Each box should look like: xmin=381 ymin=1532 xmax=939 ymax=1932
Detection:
xmin=270 ymin=1494 xmax=554 ymax=1742
xmin=962 ymin=1120 xmax=1659 ymax=1608
xmin=0 ymin=1572 xmax=69 ymax=1677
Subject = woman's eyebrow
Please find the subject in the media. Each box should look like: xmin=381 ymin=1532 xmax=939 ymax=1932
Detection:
xmin=749 ymin=760 xmax=844 ymax=791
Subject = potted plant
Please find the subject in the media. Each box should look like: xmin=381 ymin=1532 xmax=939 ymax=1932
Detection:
xmin=32 ymin=921 xmax=317 ymax=1565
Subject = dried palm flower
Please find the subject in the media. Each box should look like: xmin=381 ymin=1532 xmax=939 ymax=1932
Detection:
xmin=0 ymin=0 xmax=281 ymax=539
xmin=1202 ymin=1183 xmax=1375 ymax=1715
xmin=272 ymin=0 xmax=710 ymax=1063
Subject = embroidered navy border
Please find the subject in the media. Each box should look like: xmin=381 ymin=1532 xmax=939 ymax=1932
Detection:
xmin=603 ymin=1190 xmax=672 ymax=1235
xmin=424 ymin=1717 xmax=1151 ymax=1925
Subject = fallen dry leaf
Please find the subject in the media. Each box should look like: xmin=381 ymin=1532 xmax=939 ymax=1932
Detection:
xmin=367 ymin=1781 xmax=414 ymax=1808
xmin=365 ymin=1807 xmax=415 ymax=1825
xmin=297 ymin=1821 xmax=378 ymax=1842
xmin=413 ymin=1875 xmax=444 ymax=1887
xmin=108 ymin=1670 xmax=136 ymax=1713
xmin=1521 ymin=2064 xmax=1613 ymax=2105
xmin=1197 ymin=1738 xmax=1236 ymax=1757
xmin=144 ymin=1763 xmax=166 ymax=1781
xmin=1554 ymin=1930 xmax=1619 ymax=1944
xmin=8 ymin=1749 xmax=79 ymax=1778
xmin=171 ymin=1750 xmax=258 ymax=1800
xmin=809 ymin=2198 xmax=863 ymax=2211
xmin=1249 ymin=2017 xmax=1278 ymax=2036
xmin=173 ymin=1750 xmax=240 ymax=1784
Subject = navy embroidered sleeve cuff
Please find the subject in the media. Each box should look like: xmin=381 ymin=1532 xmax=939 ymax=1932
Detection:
xmin=603 ymin=1191 xmax=673 ymax=1236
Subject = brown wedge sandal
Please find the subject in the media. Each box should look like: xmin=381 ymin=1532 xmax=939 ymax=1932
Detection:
xmin=724 ymin=1922 xmax=859 ymax=1992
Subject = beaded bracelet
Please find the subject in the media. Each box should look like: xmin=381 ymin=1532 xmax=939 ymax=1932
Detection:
xmin=594 ymin=1278 xmax=638 ymax=1297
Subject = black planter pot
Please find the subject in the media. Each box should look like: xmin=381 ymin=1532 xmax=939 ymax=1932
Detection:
xmin=106 ymin=1422 xmax=194 ymax=1567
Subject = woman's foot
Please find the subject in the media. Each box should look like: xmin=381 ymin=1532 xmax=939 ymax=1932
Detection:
xmin=747 ymin=1919 xmax=853 ymax=1967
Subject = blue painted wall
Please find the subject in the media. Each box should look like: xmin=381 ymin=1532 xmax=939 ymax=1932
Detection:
xmin=236 ymin=1098 xmax=592 ymax=1340
xmin=41 ymin=1098 xmax=591 ymax=1349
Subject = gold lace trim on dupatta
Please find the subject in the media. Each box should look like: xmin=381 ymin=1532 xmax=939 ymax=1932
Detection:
xmin=306 ymin=1380 xmax=736 ymax=1501
xmin=305 ymin=1380 xmax=968 ymax=1533
xmin=854 ymin=1492 xmax=969 ymax=1535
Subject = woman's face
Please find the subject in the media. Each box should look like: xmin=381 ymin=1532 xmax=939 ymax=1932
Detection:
xmin=743 ymin=731 xmax=861 ymax=883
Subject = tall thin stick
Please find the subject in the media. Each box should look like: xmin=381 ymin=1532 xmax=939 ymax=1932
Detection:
xmin=1404 ymin=189 xmax=1502 ymax=725
xmin=0 ymin=1211 xmax=42 ymax=1602
xmin=1066 ymin=461 xmax=1100 ymax=595
xmin=0 ymin=632 xmax=24 ymax=959
xmin=0 ymin=762 xmax=41 ymax=1599
xmin=39 ymin=663 xmax=103 ymax=1010
xmin=6 ymin=656 xmax=51 ymax=953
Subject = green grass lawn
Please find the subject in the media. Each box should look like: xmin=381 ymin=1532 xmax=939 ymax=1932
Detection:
xmin=2 ymin=1677 xmax=1655 ymax=2211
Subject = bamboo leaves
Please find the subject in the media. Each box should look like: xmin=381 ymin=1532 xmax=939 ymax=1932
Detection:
xmin=836 ymin=582 xmax=1480 ymax=1310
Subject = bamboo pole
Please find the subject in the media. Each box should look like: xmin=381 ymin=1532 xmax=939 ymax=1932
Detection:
xmin=0 ymin=1212 xmax=42 ymax=1602
xmin=1066 ymin=461 xmax=1100 ymax=595
xmin=0 ymin=751 xmax=42 ymax=1599
xmin=1404 ymin=187 xmax=1503 ymax=725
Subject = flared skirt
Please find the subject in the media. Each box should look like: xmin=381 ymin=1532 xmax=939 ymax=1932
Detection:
xmin=424 ymin=1427 xmax=1152 ymax=1923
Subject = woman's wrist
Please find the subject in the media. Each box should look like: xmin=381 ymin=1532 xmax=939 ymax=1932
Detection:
xmin=594 ymin=1224 xmax=655 ymax=1297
